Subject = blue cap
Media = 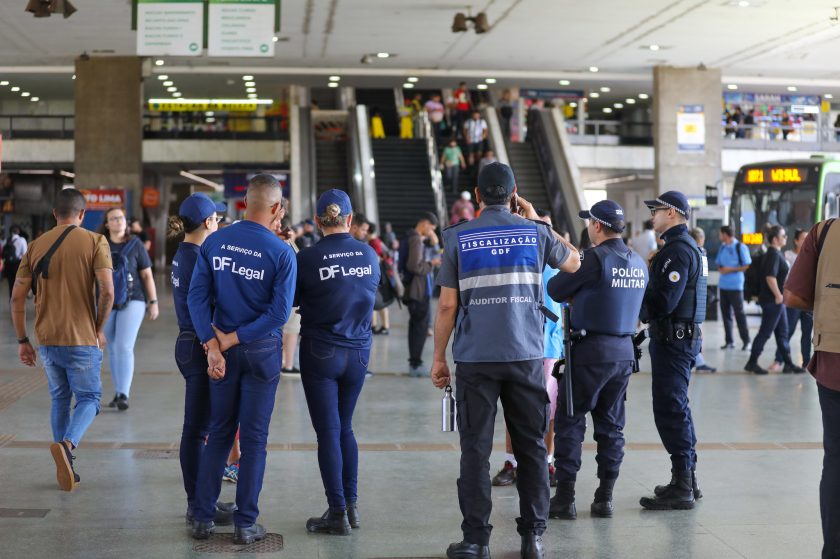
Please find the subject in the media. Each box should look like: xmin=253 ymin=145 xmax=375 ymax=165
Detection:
xmin=179 ymin=193 xmax=226 ymax=226
xmin=477 ymin=162 xmax=516 ymax=199
xmin=317 ymin=189 xmax=352 ymax=216
xmin=644 ymin=190 xmax=690 ymax=217
xmin=579 ymin=200 xmax=626 ymax=232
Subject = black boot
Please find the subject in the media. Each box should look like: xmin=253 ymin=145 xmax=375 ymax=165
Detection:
xmin=744 ymin=359 xmax=768 ymax=375
xmin=640 ymin=470 xmax=695 ymax=510
xmin=549 ymin=481 xmax=576 ymax=519
xmin=306 ymin=507 xmax=351 ymax=535
xmin=191 ymin=520 xmax=215 ymax=540
xmin=446 ymin=541 xmax=491 ymax=559
xmin=186 ymin=501 xmax=236 ymax=525
xmin=521 ymin=534 xmax=545 ymax=559
xmin=590 ymin=478 xmax=615 ymax=518
xmin=234 ymin=523 xmax=267 ymax=545
xmin=654 ymin=469 xmax=702 ymax=499
xmin=347 ymin=502 xmax=360 ymax=529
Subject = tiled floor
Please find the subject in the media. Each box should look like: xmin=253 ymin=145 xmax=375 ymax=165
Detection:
xmin=0 ymin=283 xmax=827 ymax=558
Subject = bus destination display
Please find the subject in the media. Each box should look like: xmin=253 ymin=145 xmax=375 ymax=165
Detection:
xmin=744 ymin=167 xmax=808 ymax=184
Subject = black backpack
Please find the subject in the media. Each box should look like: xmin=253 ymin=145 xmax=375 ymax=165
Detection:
xmin=2 ymin=239 xmax=20 ymax=266
xmin=743 ymin=247 xmax=767 ymax=302
xmin=397 ymin=235 xmax=414 ymax=287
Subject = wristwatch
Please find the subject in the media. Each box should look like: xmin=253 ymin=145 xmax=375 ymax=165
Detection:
xmin=17 ymin=336 xmax=29 ymax=345
xmin=148 ymin=299 xmax=158 ymax=305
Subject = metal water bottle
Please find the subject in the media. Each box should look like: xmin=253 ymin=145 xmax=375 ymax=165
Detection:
xmin=442 ymin=385 xmax=457 ymax=432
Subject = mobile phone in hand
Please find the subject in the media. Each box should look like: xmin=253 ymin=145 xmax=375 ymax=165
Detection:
xmin=510 ymin=194 xmax=520 ymax=215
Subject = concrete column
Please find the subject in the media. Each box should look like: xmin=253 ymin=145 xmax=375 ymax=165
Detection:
xmin=653 ymin=66 xmax=722 ymax=199
xmin=74 ymin=56 xmax=143 ymax=213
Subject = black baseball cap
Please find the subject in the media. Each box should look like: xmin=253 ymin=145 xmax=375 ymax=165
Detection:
xmin=644 ymin=190 xmax=690 ymax=217
xmin=579 ymin=200 xmax=626 ymax=232
xmin=477 ymin=162 xmax=516 ymax=200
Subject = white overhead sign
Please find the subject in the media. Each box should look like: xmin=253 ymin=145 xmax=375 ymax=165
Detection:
xmin=136 ymin=0 xmax=204 ymax=57
xmin=208 ymin=0 xmax=275 ymax=58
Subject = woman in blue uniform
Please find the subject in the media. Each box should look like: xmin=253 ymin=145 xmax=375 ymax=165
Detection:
xmin=169 ymin=193 xmax=234 ymax=525
xmin=296 ymin=189 xmax=381 ymax=535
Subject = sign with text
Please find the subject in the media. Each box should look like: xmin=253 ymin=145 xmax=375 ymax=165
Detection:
xmin=677 ymin=104 xmax=705 ymax=153
xmin=148 ymin=100 xmax=262 ymax=112
xmin=80 ymin=189 xmax=125 ymax=211
xmin=208 ymin=0 xmax=275 ymax=57
xmin=137 ymin=0 xmax=204 ymax=57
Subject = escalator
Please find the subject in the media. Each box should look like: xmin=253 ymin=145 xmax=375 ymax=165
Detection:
xmin=315 ymin=140 xmax=348 ymax=196
xmin=507 ymin=141 xmax=551 ymax=216
xmin=372 ymin=138 xmax=436 ymax=235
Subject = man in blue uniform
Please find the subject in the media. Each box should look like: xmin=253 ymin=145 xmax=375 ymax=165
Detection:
xmin=546 ymin=200 xmax=647 ymax=520
xmin=638 ymin=191 xmax=708 ymax=510
xmin=188 ymin=174 xmax=297 ymax=544
xmin=431 ymin=162 xmax=581 ymax=559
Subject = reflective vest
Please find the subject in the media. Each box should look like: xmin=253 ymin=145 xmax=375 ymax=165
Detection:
xmin=572 ymin=242 xmax=648 ymax=335
xmin=670 ymin=234 xmax=708 ymax=323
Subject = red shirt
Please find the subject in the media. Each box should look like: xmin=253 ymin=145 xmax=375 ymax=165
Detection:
xmin=785 ymin=222 xmax=840 ymax=391
xmin=454 ymin=88 xmax=470 ymax=112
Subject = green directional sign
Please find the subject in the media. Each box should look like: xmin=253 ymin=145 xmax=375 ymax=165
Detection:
xmin=208 ymin=0 xmax=276 ymax=57
xmin=136 ymin=0 xmax=204 ymax=57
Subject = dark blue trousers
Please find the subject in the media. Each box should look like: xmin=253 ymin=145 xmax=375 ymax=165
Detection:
xmin=299 ymin=337 xmax=369 ymax=509
xmin=175 ymin=331 xmax=211 ymax=508
xmin=750 ymin=302 xmax=791 ymax=364
xmin=194 ymin=337 xmax=281 ymax=527
xmin=819 ymin=383 xmax=840 ymax=559
xmin=775 ymin=308 xmax=813 ymax=365
xmin=554 ymin=360 xmax=633 ymax=483
xmin=649 ymin=338 xmax=700 ymax=472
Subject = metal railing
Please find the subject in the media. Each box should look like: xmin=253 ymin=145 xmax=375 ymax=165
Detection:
xmin=418 ymin=110 xmax=447 ymax=230
xmin=0 ymin=115 xmax=74 ymax=139
xmin=721 ymin=122 xmax=840 ymax=151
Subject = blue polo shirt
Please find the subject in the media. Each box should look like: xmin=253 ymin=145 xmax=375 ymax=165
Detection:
xmin=171 ymin=241 xmax=200 ymax=332
xmin=715 ymin=240 xmax=751 ymax=291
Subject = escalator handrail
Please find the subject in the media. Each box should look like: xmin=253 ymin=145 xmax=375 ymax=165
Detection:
xmin=418 ymin=110 xmax=448 ymax=229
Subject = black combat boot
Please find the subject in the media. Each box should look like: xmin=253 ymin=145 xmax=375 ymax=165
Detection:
xmin=446 ymin=540 xmax=491 ymax=559
xmin=654 ymin=469 xmax=702 ymax=499
xmin=306 ymin=507 xmax=351 ymax=535
xmin=640 ymin=470 xmax=695 ymax=510
xmin=521 ymin=534 xmax=545 ymax=559
xmin=233 ymin=523 xmax=267 ymax=545
xmin=590 ymin=478 xmax=616 ymax=518
xmin=347 ymin=502 xmax=360 ymax=529
xmin=548 ymin=481 xmax=576 ymax=519
xmin=191 ymin=520 xmax=215 ymax=540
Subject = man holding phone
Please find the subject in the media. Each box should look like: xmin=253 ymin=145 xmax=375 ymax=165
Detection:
xmin=431 ymin=162 xmax=580 ymax=559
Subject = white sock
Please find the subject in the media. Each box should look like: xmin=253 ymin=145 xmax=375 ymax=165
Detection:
xmin=505 ymin=453 xmax=517 ymax=468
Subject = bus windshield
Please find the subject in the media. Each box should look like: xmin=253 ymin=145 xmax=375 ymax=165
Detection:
xmin=732 ymin=185 xmax=816 ymax=245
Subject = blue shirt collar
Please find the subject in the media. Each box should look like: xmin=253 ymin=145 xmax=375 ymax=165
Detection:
xmin=481 ymin=204 xmax=511 ymax=214
xmin=661 ymin=223 xmax=688 ymax=241
xmin=321 ymin=232 xmax=353 ymax=241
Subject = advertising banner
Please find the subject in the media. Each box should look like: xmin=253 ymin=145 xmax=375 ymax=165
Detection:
xmin=136 ymin=0 xmax=204 ymax=56
xmin=208 ymin=0 xmax=275 ymax=57
xmin=677 ymin=104 xmax=705 ymax=153
xmin=80 ymin=189 xmax=125 ymax=211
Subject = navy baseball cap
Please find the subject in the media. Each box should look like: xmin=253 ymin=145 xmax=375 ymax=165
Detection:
xmin=179 ymin=193 xmax=226 ymax=225
xmin=644 ymin=190 xmax=690 ymax=217
xmin=477 ymin=162 xmax=516 ymax=199
xmin=317 ymin=188 xmax=353 ymax=216
xmin=579 ymin=200 xmax=626 ymax=232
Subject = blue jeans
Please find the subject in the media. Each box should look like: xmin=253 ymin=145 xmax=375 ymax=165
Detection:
xmin=775 ymin=308 xmax=814 ymax=365
xmin=819 ymin=383 xmax=840 ymax=558
xmin=174 ymin=331 xmax=211 ymax=507
xmin=39 ymin=346 xmax=103 ymax=448
xmin=103 ymin=300 xmax=146 ymax=397
xmin=194 ymin=337 xmax=281 ymax=527
xmin=750 ymin=302 xmax=790 ymax=364
xmin=299 ymin=337 xmax=369 ymax=508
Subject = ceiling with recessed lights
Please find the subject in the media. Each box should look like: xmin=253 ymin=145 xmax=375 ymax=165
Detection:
xmin=1 ymin=0 xmax=840 ymax=104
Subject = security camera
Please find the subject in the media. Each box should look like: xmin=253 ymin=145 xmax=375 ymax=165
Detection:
xmin=451 ymin=11 xmax=490 ymax=34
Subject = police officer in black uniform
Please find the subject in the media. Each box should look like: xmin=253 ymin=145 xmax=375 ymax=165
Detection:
xmin=545 ymin=200 xmax=648 ymax=520
xmin=638 ymin=191 xmax=708 ymax=510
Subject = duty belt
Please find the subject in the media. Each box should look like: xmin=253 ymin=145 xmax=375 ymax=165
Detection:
xmin=648 ymin=319 xmax=702 ymax=342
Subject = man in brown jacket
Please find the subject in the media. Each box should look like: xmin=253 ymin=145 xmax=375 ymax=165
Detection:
xmin=405 ymin=212 xmax=440 ymax=376
xmin=11 ymin=188 xmax=114 ymax=492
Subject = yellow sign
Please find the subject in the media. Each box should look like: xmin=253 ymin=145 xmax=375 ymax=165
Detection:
xmin=149 ymin=101 xmax=259 ymax=112
xmin=745 ymin=167 xmax=805 ymax=184
xmin=742 ymin=232 xmax=764 ymax=245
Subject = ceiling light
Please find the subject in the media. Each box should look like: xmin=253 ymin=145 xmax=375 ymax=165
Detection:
xmin=477 ymin=84 xmax=488 ymax=90
xmin=376 ymin=52 xmax=391 ymax=58
xmin=163 ymin=81 xmax=173 ymax=86
xmin=272 ymin=36 xmax=279 ymax=43
xmin=242 ymin=75 xmax=254 ymax=80
xmin=787 ymin=86 xmax=798 ymax=92
xmin=569 ymin=102 xmax=578 ymax=108
xmin=626 ymin=98 xmax=636 ymax=104
xmin=589 ymin=66 xmax=599 ymax=73
xmin=329 ymin=76 xmax=341 ymax=82
xmin=826 ymin=94 xmax=834 ymax=99
xmin=157 ymin=75 xmax=168 ymax=81
xmin=590 ymin=92 xmax=600 ymax=98
xmin=0 ymin=81 xmax=8 ymax=86
xmin=403 ymin=83 xmax=415 ymax=89
xmin=614 ymin=102 xmax=623 ymax=108
xmin=205 ymin=111 xmax=215 ymax=116
xmin=603 ymin=107 xmax=613 ymax=114
xmin=600 ymin=86 xmax=611 ymax=92
xmin=407 ymin=77 xmax=419 ymax=83
xmin=11 ymin=86 xmax=20 ymax=92
xmin=738 ymin=0 xmax=750 ymax=6
xmin=485 ymin=78 xmax=497 ymax=84
xmin=173 ymin=92 xmax=182 ymax=97
xmin=248 ymin=93 xmax=258 ymax=98
xmin=639 ymin=93 xmax=649 ymax=99
xmin=245 ymin=81 xmax=256 ymax=87
xmin=167 ymin=87 xmax=177 ymax=92
xmin=648 ymin=44 xmax=661 ymax=51
xmin=246 ymin=87 xmax=256 ymax=93
xmin=31 ymin=97 xmax=39 ymax=102
xmin=328 ymin=82 xmax=339 ymax=88
xmin=71 ymin=74 xmax=76 ymax=80
xmin=155 ymin=59 xmax=165 ymax=66
xmin=727 ymin=84 xmax=738 ymax=90
xmin=21 ymin=92 xmax=30 ymax=97
xmin=559 ymin=79 xmax=571 ymax=86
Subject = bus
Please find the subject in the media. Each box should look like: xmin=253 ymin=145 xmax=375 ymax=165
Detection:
xmin=730 ymin=156 xmax=840 ymax=248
